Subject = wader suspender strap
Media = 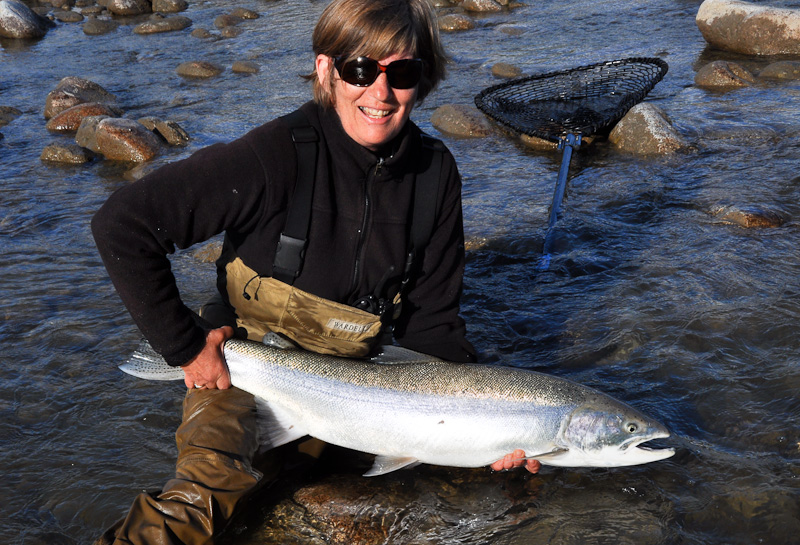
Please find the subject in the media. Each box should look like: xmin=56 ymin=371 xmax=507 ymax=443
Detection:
xmin=272 ymin=110 xmax=319 ymax=285
xmin=410 ymin=135 xmax=444 ymax=264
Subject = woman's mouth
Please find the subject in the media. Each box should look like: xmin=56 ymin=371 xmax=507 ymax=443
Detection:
xmin=359 ymin=106 xmax=391 ymax=119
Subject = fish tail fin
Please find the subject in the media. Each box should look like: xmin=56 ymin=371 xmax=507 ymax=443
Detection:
xmin=119 ymin=340 xmax=185 ymax=381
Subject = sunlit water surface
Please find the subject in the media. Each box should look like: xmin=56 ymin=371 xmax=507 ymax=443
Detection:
xmin=2 ymin=0 xmax=799 ymax=542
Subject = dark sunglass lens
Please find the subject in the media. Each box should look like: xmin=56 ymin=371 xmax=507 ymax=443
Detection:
xmin=341 ymin=57 xmax=378 ymax=86
xmin=387 ymin=59 xmax=423 ymax=89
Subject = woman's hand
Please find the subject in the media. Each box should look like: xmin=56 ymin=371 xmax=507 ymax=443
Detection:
xmin=181 ymin=326 xmax=235 ymax=390
xmin=490 ymin=449 xmax=542 ymax=474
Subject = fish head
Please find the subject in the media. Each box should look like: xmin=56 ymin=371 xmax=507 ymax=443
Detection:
xmin=549 ymin=395 xmax=675 ymax=468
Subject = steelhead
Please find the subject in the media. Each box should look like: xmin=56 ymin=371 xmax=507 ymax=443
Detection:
xmin=121 ymin=339 xmax=674 ymax=476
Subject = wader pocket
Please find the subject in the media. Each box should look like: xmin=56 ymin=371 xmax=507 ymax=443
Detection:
xmin=225 ymin=257 xmax=384 ymax=357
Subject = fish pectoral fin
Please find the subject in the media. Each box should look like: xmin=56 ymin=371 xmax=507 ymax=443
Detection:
xmin=254 ymin=399 xmax=308 ymax=449
xmin=524 ymin=447 xmax=569 ymax=460
xmin=363 ymin=455 xmax=421 ymax=477
xmin=119 ymin=340 xmax=185 ymax=381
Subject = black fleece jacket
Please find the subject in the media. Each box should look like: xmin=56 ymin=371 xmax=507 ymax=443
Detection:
xmin=92 ymin=102 xmax=476 ymax=365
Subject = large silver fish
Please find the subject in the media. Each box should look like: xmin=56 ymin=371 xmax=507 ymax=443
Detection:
xmin=121 ymin=338 xmax=674 ymax=476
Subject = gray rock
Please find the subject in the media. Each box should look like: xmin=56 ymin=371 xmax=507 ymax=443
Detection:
xmin=44 ymin=76 xmax=116 ymax=119
xmin=232 ymin=60 xmax=259 ymax=74
xmin=697 ymin=0 xmax=800 ymax=55
xmin=176 ymin=60 xmax=223 ymax=78
xmin=95 ymin=118 xmax=161 ymax=162
xmin=40 ymin=142 xmax=95 ymax=164
xmin=438 ymin=13 xmax=474 ymax=32
xmin=694 ymin=60 xmax=755 ymax=89
xmin=106 ymin=0 xmax=150 ymax=16
xmin=0 ymin=106 xmax=22 ymax=127
xmin=83 ymin=17 xmax=119 ymax=35
xmin=137 ymin=116 xmax=190 ymax=146
xmin=54 ymin=9 xmax=84 ymax=22
xmin=214 ymin=13 xmax=241 ymax=28
xmin=219 ymin=25 xmax=242 ymax=38
xmin=759 ymin=61 xmax=800 ymax=80
xmin=608 ymin=103 xmax=688 ymax=155
xmin=431 ymin=104 xmax=493 ymax=138
xmin=46 ymin=102 xmax=121 ymax=133
xmin=190 ymin=27 xmax=213 ymax=39
xmin=133 ymin=14 xmax=191 ymax=34
xmin=151 ymin=0 xmax=186 ymax=12
xmin=75 ymin=114 xmax=112 ymax=152
xmin=0 ymin=0 xmax=51 ymax=39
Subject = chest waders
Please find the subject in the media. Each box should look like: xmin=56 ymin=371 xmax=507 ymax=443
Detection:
xmin=224 ymin=109 xmax=445 ymax=357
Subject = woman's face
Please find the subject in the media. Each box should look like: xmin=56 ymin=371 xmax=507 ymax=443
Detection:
xmin=317 ymin=52 xmax=419 ymax=151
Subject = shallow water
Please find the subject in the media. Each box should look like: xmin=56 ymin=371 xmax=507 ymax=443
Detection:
xmin=2 ymin=0 xmax=800 ymax=542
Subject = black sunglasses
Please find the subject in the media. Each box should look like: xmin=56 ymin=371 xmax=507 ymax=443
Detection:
xmin=333 ymin=56 xmax=424 ymax=89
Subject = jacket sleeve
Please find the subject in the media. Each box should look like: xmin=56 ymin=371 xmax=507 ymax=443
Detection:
xmin=91 ymin=136 xmax=269 ymax=366
xmin=392 ymin=150 xmax=477 ymax=363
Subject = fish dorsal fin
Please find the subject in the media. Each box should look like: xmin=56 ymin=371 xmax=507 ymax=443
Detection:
xmin=119 ymin=340 xmax=184 ymax=381
xmin=363 ymin=455 xmax=420 ymax=477
xmin=253 ymin=399 xmax=308 ymax=449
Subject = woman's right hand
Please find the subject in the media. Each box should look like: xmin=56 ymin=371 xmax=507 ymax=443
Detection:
xmin=181 ymin=326 xmax=235 ymax=390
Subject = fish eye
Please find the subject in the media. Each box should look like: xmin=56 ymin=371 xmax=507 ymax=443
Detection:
xmin=626 ymin=422 xmax=639 ymax=433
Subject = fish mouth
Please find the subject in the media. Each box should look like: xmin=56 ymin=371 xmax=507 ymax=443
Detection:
xmin=622 ymin=432 xmax=675 ymax=464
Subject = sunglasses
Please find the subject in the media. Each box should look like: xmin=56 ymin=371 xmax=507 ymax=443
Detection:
xmin=333 ymin=56 xmax=424 ymax=89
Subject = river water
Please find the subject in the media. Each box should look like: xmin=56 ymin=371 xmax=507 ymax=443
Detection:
xmin=2 ymin=0 xmax=800 ymax=542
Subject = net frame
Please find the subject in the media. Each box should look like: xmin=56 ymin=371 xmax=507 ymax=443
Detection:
xmin=474 ymin=57 xmax=669 ymax=143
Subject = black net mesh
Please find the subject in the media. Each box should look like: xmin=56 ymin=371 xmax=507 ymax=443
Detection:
xmin=474 ymin=57 xmax=668 ymax=142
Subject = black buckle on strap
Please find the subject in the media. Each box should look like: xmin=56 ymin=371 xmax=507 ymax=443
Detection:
xmin=273 ymin=233 xmax=307 ymax=280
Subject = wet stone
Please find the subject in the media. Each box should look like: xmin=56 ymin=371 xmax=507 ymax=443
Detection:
xmin=214 ymin=13 xmax=241 ymax=28
xmin=0 ymin=106 xmax=22 ymax=127
xmin=176 ymin=60 xmax=223 ymax=78
xmin=695 ymin=60 xmax=756 ymax=89
xmin=44 ymin=76 xmax=116 ymax=119
xmin=95 ymin=117 xmax=161 ymax=162
xmin=697 ymin=0 xmax=800 ymax=56
xmin=461 ymin=0 xmax=502 ymax=12
xmin=608 ymin=103 xmax=688 ymax=155
xmin=45 ymin=102 xmax=121 ymax=133
xmin=83 ymin=16 xmax=119 ymax=35
xmin=75 ymin=114 xmax=111 ymax=152
xmin=151 ymin=0 xmax=186 ymax=12
xmin=0 ymin=0 xmax=51 ymax=39
xmin=520 ymin=133 xmax=558 ymax=150
xmin=219 ymin=25 xmax=242 ymax=38
xmin=232 ymin=60 xmax=259 ymax=74
xmin=230 ymin=7 xmax=258 ymax=19
xmin=431 ymin=104 xmax=493 ymax=137
xmin=79 ymin=4 xmax=104 ymax=15
xmin=438 ymin=13 xmax=474 ymax=32
xmin=759 ymin=60 xmax=800 ymax=80
xmin=491 ymin=62 xmax=521 ymax=78
xmin=710 ymin=205 xmax=785 ymax=228
xmin=40 ymin=142 xmax=95 ymax=164
xmin=192 ymin=240 xmax=223 ymax=263
xmin=190 ymin=27 xmax=213 ymax=39
xmin=53 ymin=9 xmax=84 ymax=22
xmin=106 ymin=0 xmax=150 ymax=16
xmin=133 ymin=14 xmax=191 ymax=34
xmin=137 ymin=116 xmax=190 ymax=146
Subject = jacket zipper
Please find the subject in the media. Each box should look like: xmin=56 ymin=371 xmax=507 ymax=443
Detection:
xmin=351 ymin=158 xmax=384 ymax=294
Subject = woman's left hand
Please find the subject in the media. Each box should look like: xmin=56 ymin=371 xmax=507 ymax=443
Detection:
xmin=490 ymin=449 xmax=541 ymax=474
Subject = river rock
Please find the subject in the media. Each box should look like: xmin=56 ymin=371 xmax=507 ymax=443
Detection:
xmin=0 ymin=0 xmax=52 ymax=38
xmin=759 ymin=61 xmax=800 ymax=80
xmin=137 ymin=116 xmax=190 ymax=146
xmin=133 ymin=14 xmax=191 ymax=34
xmin=230 ymin=7 xmax=258 ymax=19
xmin=219 ymin=25 xmax=242 ymax=38
xmin=710 ymin=205 xmax=785 ymax=228
xmin=40 ymin=142 xmax=95 ymax=164
xmin=54 ymin=9 xmax=84 ymax=22
xmin=232 ymin=60 xmax=259 ymax=74
xmin=190 ymin=27 xmax=213 ymax=39
xmin=0 ymin=106 xmax=22 ymax=127
xmin=460 ymin=0 xmax=502 ymax=12
xmin=44 ymin=76 xmax=116 ymax=119
xmin=83 ymin=16 xmax=119 ymax=35
xmin=176 ymin=60 xmax=223 ymax=78
xmin=694 ymin=60 xmax=755 ymax=89
xmin=697 ymin=0 xmax=800 ymax=55
xmin=214 ymin=13 xmax=241 ymax=28
xmin=492 ymin=62 xmax=521 ymax=78
xmin=431 ymin=104 xmax=493 ymax=137
xmin=520 ymin=133 xmax=557 ymax=150
xmin=95 ymin=117 xmax=161 ymax=162
xmin=106 ymin=0 xmax=150 ymax=16
xmin=45 ymin=102 xmax=121 ymax=133
xmin=438 ymin=13 xmax=474 ymax=31
xmin=151 ymin=0 xmax=186 ymax=12
xmin=608 ymin=103 xmax=688 ymax=155
xmin=75 ymin=114 xmax=110 ymax=152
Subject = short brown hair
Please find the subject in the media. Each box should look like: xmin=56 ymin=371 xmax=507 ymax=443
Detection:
xmin=307 ymin=0 xmax=447 ymax=107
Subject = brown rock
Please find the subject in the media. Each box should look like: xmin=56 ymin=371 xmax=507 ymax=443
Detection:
xmin=40 ymin=142 xmax=95 ymax=164
xmin=133 ymin=14 xmax=191 ymax=34
xmin=192 ymin=240 xmax=223 ymax=263
xmin=95 ymin=118 xmax=161 ymax=162
xmin=176 ymin=60 xmax=223 ymax=78
xmin=0 ymin=106 xmax=22 ymax=127
xmin=54 ymin=9 xmax=84 ymax=22
xmin=759 ymin=61 xmax=800 ymax=80
xmin=75 ymin=114 xmax=111 ymax=152
xmin=83 ymin=16 xmax=119 ymax=35
xmin=230 ymin=7 xmax=258 ymax=19
xmin=608 ymin=103 xmax=688 ymax=155
xmin=106 ymin=0 xmax=150 ymax=16
xmin=137 ymin=116 xmax=190 ymax=146
xmin=460 ymin=0 xmax=502 ymax=12
xmin=232 ymin=60 xmax=259 ymax=74
xmin=438 ymin=13 xmax=474 ymax=32
xmin=694 ymin=60 xmax=755 ymax=89
xmin=491 ymin=62 xmax=522 ymax=78
xmin=710 ymin=205 xmax=785 ymax=228
xmin=44 ymin=76 xmax=116 ymax=119
xmin=697 ymin=0 xmax=800 ymax=55
xmin=214 ymin=13 xmax=241 ymax=28
xmin=151 ymin=0 xmax=186 ymax=12
xmin=431 ymin=104 xmax=493 ymax=137
xmin=45 ymin=102 xmax=121 ymax=133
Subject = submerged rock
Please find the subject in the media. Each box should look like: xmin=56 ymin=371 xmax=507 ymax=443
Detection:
xmin=0 ymin=0 xmax=52 ymax=39
xmin=95 ymin=118 xmax=161 ymax=162
xmin=0 ymin=106 xmax=22 ymax=127
xmin=83 ymin=16 xmax=119 ymax=35
xmin=176 ymin=60 xmax=223 ymax=78
xmin=431 ymin=104 xmax=493 ymax=137
xmin=438 ymin=13 xmax=475 ymax=31
xmin=40 ymin=142 xmax=95 ymax=164
xmin=608 ymin=103 xmax=688 ymax=155
xmin=492 ymin=62 xmax=522 ymax=78
xmin=697 ymin=0 xmax=800 ymax=55
xmin=694 ymin=60 xmax=755 ymax=89
xmin=137 ymin=116 xmax=190 ymax=146
xmin=710 ymin=205 xmax=785 ymax=228
xmin=461 ymin=0 xmax=502 ymax=12
xmin=45 ymin=102 xmax=122 ymax=133
xmin=133 ymin=14 xmax=191 ymax=34
xmin=44 ymin=76 xmax=116 ymax=119
xmin=151 ymin=0 xmax=187 ymax=12
xmin=759 ymin=61 xmax=800 ymax=80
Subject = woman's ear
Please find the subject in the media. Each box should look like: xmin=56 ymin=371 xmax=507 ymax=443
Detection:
xmin=316 ymin=54 xmax=333 ymax=89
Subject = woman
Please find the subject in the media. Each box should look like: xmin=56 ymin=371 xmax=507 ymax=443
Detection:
xmin=92 ymin=0 xmax=537 ymax=542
